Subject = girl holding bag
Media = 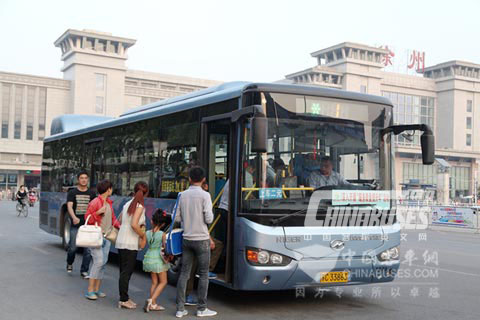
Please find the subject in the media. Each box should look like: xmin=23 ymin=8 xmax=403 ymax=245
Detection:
xmin=115 ymin=181 xmax=149 ymax=309
xmin=84 ymin=179 xmax=120 ymax=300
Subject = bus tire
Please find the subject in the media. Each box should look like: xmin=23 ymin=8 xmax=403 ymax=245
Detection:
xmin=167 ymin=257 xmax=182 ymax=286
xmin=62 ymin=213 xmax=71 ymax=251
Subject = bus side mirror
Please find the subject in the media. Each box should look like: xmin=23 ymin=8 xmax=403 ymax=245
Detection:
xmin=251 ymin=113 xmax=268 ymax=153
xmin=421 ymin=131 xmax=435 ymax=165
xmin=382 ymin=124 xmax=435 ymax=165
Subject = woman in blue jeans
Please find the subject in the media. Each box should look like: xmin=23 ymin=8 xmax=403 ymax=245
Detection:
xmin=84 ymin=180 xmax=120 ymax=300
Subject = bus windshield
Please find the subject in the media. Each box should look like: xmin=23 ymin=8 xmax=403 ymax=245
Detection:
xmin=240 ymin=92 xmax=394 ymax=215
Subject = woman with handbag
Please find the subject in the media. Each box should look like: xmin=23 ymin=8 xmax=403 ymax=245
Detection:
xmin=84 ymin=179 xmax=120 ymax=300
xmin=115 ymin=181 xmax=149 ymax=309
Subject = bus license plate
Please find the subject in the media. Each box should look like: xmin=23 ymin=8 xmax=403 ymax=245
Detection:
xmin=320 ymin=271 xmax=349 ymax=283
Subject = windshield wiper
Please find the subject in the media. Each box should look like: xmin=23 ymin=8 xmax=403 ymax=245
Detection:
xmin=269 ymin=208 xmax=311 ymax=226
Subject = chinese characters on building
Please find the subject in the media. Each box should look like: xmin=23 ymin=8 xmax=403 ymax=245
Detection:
xmin=381 ymin=45 xmax=426 ymax=75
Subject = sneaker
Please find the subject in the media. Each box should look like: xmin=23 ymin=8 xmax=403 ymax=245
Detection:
xmin=85 ymin=292 xmax=98 ymax=300
xmin=81 ymin=272 xmax=89 ymax=279
xmin=185 ymin=295 xmax=198 ymax=306
xmin=176 ymin=310 xmax=188 ymax=318
xmin=195 ymin=272 xmax=217 ymax=279
xmin=66 ymin=264 xmax=73 ymax=273
xmin=95 ymin=291 xmax=106 ymax=298
xmin=197 ymin=308 xmax=217 ymax=317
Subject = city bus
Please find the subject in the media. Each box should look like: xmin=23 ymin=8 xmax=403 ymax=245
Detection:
xmin=40 ymin=82 xmax=434 ymax=290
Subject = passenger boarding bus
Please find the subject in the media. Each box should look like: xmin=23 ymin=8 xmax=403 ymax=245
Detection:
xmin=40 ymin=82 xmax=434 ymax=290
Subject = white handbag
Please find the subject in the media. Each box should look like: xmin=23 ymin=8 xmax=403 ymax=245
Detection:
xmin=76 ymin=215 xmax=103 ymax=248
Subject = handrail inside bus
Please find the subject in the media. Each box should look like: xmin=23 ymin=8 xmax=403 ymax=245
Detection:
xmin=208 ymin=185 xmax=226 ymax=234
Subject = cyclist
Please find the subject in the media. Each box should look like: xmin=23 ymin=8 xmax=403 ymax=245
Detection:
xmin=16 ymin=185 xmax=28 ymax=207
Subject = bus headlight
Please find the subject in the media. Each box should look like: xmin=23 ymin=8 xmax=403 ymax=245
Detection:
xmin=257 ymin=251 xmax=270 ymax=264
xmin=377 ymin=246 xmax=400 ymax=261
xmin=270 ymin=253 xmax=283 ymax=265
xmin=246 ymin=247 xmax=292 ymax=266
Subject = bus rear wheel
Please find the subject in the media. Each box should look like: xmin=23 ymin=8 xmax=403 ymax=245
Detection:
xmin=62 ymin=214 xmax=71 ymax=251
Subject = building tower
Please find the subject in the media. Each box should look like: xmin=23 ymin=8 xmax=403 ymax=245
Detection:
xmin=54 ymin=29 xmax=136 ymax=117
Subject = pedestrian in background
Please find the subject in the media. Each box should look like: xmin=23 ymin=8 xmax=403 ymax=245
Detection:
xmin=143 ymin=208 xmax=171 ymax=312
xmin=116 ymin=181 xmax=148 ymax=309
xmin=84 ymin=179 xmax=120 ymax=300
xmin=175 ymin=166 xmax=217 ymax=318
xmin=66 ymin=171 xmax=96 ymax=278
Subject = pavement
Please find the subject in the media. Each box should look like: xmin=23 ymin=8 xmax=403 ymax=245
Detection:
xmin=0 ymin=200 xmax=479 ymax=320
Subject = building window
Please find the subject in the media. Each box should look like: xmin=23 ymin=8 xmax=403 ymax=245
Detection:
xmin=96 ymin=96 xmax=104 ymax=114
xmin=450 ymin=166 xmax=471 ymax=198
xmin=160 ymin=84 xmax=176 ymax=90
xmin=38 ymin=87 xmax=46 ymax=140
xmin=1 ymin=84 xmax=11 ymax=138
xmin=467 ymin=117 xmax=472 ymax=129
xmin=141 ymin=97 xmax=161 ymax=105
xmin=141 ymin=82 xmax=157 ymax=88
xmin=95 ymin=74 xmax=106 ymax=91
xmin=360 ymin=85 xmax=367 ymax=93
xmin=467 ymin=100 xmax=472 ymax=112
xmin=26 ymin=86 xmax=35 ymax=140
xmin=14 ymin=85 xmax=24 ymax=139
xmin=383 ymin=91 xmax=434 ymax=146
xmin=402 ymin=162 xmax=436 ymax=185
xmin=466 ymin=134 xmax=472 ymax=146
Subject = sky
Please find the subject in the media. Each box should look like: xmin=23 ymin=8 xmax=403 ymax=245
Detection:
xmin=0 ymin=0 xmax=479 ymax=82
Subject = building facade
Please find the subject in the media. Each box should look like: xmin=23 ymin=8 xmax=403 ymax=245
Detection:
xmin=0 ymin=29 xmax=220 ymax=196
xmin=2 ymin=32 xmax=478 ymax=203
xmin=286 ymin=42 xmax=480 ymax=202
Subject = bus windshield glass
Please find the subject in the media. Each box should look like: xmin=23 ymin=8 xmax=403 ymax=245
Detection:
xmin=240 ymin=92 xmax=394 ymax=214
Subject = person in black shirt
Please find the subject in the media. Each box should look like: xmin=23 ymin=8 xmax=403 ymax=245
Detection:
xmin=66 ymin=171 xmax=96 ymax=278
xmin=16 ymin=185 xmax=28 ymax=206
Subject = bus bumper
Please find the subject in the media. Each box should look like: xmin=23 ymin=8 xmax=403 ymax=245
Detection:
xmin=235 ymin=255 xmax=400 ymax=290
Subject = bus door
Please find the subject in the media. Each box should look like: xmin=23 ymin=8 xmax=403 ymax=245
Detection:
xmin=201 ymin=118 xmax=232 ymax=284
xmin=83 ymin=138 xmax=104 ymax=190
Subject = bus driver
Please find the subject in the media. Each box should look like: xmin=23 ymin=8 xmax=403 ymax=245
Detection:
xmin=307 ymin=157 xmax=350 ymax=189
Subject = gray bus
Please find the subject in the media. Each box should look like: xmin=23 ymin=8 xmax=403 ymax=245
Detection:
xmin=40 ymin=82 xmax=434 ymax=290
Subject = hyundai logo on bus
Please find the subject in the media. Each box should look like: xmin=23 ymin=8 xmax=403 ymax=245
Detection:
xmin=330 ymin=239 xmax=345 ymax=250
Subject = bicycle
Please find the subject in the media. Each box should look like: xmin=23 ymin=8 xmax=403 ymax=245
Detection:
xmin=16 ymin=198 xmax=28 ymax=217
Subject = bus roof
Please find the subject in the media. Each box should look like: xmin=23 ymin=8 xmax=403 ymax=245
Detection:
xmin=44 ymin=81 xmax=393 ymax=143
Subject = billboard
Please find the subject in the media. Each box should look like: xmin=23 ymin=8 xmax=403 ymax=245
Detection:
xmin=431 ymin=206 xmax=478 ymax=228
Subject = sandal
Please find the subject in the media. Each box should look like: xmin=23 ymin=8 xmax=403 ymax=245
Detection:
xmin=150 ymin=304 xmax=165 ymax=311
xmin=143 ymin=299 xmax=152 ymax=313
xmin=128 ymin=299 xmax=137 ymax=307
xmin=118 ymin=300 xmax=136 ymax=309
